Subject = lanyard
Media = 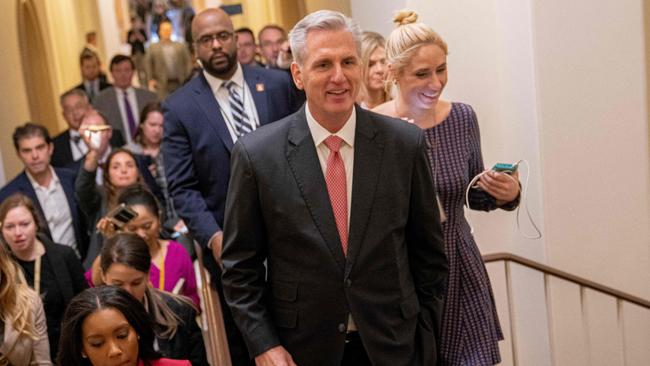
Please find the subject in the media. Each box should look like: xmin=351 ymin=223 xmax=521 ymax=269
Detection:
xmin=158 ymin=256 xmax=165 ymax=291
xmin=34 ymin=254 xmax=42 ymax=295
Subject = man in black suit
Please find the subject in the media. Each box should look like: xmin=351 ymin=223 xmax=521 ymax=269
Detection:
xmin=52 ymin=89 xmax=92 ymax=168
xmin=52 ymin=89 xmax=125 ymax=169
xmin=162 ymin=8 xmax=303 ymax=365
xmin=221 ymin=10 xmax=448 ymax=366
xmin=0 ymin=123 xmax=88 ymax=259
xmin=74 ymin=50 xmax=111 ymax=103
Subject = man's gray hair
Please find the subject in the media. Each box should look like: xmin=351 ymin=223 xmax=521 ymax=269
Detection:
xmin=289 ymin=10 xmax=362 ymax=66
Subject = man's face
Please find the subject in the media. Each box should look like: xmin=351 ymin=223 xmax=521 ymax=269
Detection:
xmin=81 ymin=57 xmax=100 ymax=81
xmin=193 ymin=10 xmax=238 ymax=78
xmin=111 ymin=60 xmax=135 ymax=89
xmin=61 ymin=94 xmax=91 ymax=130
xmin=159 ymin=21 xmax=173 ymax=42
xmin=291 ymin=29 xmax=361 ymax=126
xmin=17 ymin=136 xmax=53 ymax=176
xmin=259 ymin=28 xmax=285 ymax=68
xmin=236 ymin=32 xmax=256 ymax=65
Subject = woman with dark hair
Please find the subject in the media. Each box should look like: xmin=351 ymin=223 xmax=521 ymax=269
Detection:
xmin=125 ymin=102 xmax=182 ymax=226
xmin=95 ymin=233 xmax=207 ymax=365
xmin=76 ymin=145 xmax=150 ymax=267
xmin=90 ymin=187 xmax=199 ymax=307
xmin=57 ymin=286 xmax=191 ymax=366
xmin=0 ymin=238 xmax=51 ymax=365
xmin=0 ymin=193 xmax=87 ymax=360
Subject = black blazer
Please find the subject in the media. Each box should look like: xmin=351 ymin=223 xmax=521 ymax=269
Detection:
xmin=221 ymin=106 xmax=448 ymax=365
xmin=74 ymin=79 xmax=112 ymax=102
xmin=0 ymin=168 xmax=89 ymax=259
xmin=51 ymin=128 xmax=126 ymax=168
xmin=33 ymin=235 xmax=88 ymax=359
xmin=154 ymin=292 xmax=208 ymax=366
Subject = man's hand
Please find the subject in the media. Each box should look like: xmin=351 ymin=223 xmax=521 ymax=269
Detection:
xmin=255 ymin=346 xmax=297 ymax=366
xmin=209 ymin=231 xmax=223 ymax=265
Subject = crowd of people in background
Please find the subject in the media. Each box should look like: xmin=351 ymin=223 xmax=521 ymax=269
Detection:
xmin=0 ymin=2 xmax=523 ymax=366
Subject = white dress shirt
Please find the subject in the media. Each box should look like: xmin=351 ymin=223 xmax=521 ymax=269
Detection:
xmin=305 ymin=103 xmax=357 ymax=332
xmin=305 ymin=103 xmax=356 ymax=228
xmin=115 ymin=87 xmax=139 ymax=145
xmin=26 ymin=167 xmax=78 ymax=255
xmin=69 ymin=129 xmax=89 ymax=161
xmin=203 ymin=64 xmax=261 ymax=142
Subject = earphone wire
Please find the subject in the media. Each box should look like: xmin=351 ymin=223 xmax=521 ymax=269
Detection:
xmin=464 ymin=159 xmax=542 ymax=239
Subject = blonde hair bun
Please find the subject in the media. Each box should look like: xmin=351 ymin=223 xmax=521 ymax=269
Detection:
xmin=393 ymin=10 xmax=418 ymax=26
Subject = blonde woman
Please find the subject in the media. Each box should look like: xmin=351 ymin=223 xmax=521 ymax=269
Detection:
xmin=357 ymin=31 xmax=390 ymax=109
xmin=374 ymin=10 xmax=521 ymax=365
xmin=0 ymin=241 xmax=51 ymax=365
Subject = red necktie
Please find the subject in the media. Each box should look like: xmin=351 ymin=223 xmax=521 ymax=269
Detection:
xmin=324 ymin=135 xmax=348 ymax=255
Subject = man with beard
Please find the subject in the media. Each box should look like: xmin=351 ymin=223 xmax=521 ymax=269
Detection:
xmin=162 ymin=7 xmax=303 ymax=366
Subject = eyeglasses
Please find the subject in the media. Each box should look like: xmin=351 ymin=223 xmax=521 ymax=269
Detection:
xmin=196 ymin=32 xmax=234 ymax=48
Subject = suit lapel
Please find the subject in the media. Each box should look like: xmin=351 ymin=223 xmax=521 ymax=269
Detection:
xmin=243 ymin=66 xmax=270 ymax=125
xmin=61 ymin=131 xmax=74 ymax=164
xmin=286 ymin=109 xmax=345 ymax=272
xmin=345 ymin=108 xmax=383 ymax=276
xmin=193 ymin=74 xmax=234 ymax=152
xmin=42 ymin=240 xmax=74 ymax=303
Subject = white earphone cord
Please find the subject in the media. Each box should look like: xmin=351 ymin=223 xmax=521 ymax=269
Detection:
xmin=464 ymin=159 xmax=542 ymax=239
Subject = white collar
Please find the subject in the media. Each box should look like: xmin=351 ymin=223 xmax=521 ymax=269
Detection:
xmin=116 ymin=86 xmax=134 ymax=95
xmin=25 ymin=166 xmax=59 ymax=190
xmin=202 ymin=63 xmax=245 ymax=92
xmin=306 ymin=103 xmax=356 ymax=148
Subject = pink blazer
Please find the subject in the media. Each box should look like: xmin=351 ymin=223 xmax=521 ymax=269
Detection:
xmin=138 ymin=358 xmax=192 ymax=366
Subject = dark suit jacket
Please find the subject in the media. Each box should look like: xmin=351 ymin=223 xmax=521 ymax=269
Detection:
xmin=162 ymin=65 xmax=303 ymax=274
xmin=37 ymin=235 xmax=88 ymax=359
xmin=221 ymin=106 xmax=448 ymax=365
xmin=0 ymin=168 xmax=89 ymax=259
xmin=154 ymin=291 xmax=209 ymax=366
xmin=51 ymin=128 xmax=126 ymax=168
xmin=74 ymin=79 xmax=112 ymax=102
xmin=93 ymin=86 xmax=158 ymax=141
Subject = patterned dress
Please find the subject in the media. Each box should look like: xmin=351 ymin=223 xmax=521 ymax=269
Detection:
xmin=424 ymin=102 xmax=507 ymax=365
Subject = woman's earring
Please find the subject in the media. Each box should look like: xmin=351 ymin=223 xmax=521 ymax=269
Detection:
xmin=82 ymin=353 xmax=88 ymax=358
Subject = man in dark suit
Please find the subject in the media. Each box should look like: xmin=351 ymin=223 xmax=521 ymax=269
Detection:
xmin=93 ymin=54 xmax=157 ymax=146
xmin=221 ymin=10 xmax=448 ymax=366
xmin=162 ymin=8 xmax=303 ymax=365
xmin=52 ymin=88 xmax=125 ymax=168
xmin=0 ymin=123 xmax=88 ymax=260
xmin=74 ymin=49 xmax=111 ymax=103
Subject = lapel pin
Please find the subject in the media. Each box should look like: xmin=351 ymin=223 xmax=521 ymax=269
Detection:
xmin=256 ymin=83 xmax=265 ymax=92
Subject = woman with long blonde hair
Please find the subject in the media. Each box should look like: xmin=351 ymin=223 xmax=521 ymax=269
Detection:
xmin=357 ymin=31 xmax=391 ymax=109
xmin=374 ymin=10 xmax=521 ymax=365
xmin=0 ymin=241 xmax=51 ymax=365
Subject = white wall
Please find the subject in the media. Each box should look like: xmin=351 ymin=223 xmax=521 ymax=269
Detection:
xmin=353 ymin=0 xmax=650 ymax=298
xmin=352 ymin=0 xmax=650 ymax=363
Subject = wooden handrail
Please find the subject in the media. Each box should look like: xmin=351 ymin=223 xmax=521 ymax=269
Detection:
xmin=483 ymin=252 xmax=650 ymax=310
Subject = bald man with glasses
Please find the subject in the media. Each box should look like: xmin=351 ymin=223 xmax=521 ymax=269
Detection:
xmin=162 ymin=8 xmax=303 ymax=365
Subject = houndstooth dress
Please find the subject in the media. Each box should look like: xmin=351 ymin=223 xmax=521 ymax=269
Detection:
xmin=424 ymin=102 xmax=506 ymax=365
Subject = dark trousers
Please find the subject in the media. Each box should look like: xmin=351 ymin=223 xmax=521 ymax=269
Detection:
xmin=341 ymin=332 xmax=372 ymax=366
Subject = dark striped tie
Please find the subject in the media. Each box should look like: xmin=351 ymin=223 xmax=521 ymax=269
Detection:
xmin=223 ymin=80 xmax=253 ymax=137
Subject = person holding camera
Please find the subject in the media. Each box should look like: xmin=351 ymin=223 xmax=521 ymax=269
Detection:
xmin=76 ymin=111 xmax=151 ymax=268
xmin=88 ymin=187 xmax=199 ymax=308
